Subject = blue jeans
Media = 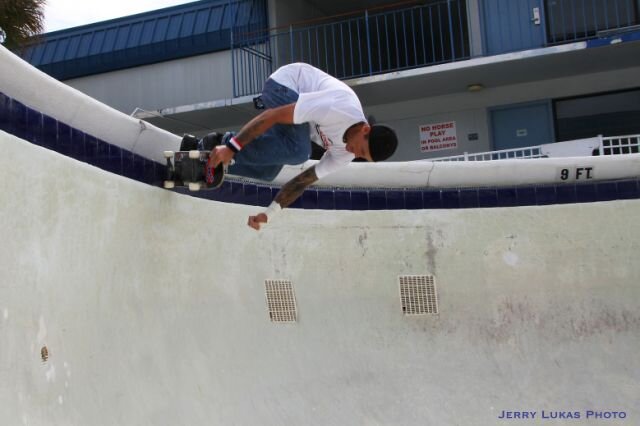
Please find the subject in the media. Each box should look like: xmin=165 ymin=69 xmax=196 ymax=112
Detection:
xmin=228 ymin=79 xmax=311 ymax=181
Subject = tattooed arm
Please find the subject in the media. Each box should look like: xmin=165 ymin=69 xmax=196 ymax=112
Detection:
xmin=274 ymin=166 xmax=318 ymax=207
xmin=235 ymin=103 xmax=295 ymax=145
xmin=208 ymin=103 xmax=296 ymax=167
xmin=248 ymin=166 xmax=319 ymax=231
xmin=204 ymin=101 xmax=316 ymax=230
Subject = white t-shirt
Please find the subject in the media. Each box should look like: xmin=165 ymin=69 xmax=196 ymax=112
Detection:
xmin=269 ymin=63 xmax=366 ymax=179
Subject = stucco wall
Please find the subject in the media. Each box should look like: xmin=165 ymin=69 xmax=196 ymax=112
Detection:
xmin=1 ymin=131 xmax=638 ymax=425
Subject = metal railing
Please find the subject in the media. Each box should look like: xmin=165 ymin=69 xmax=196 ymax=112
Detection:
xmin=231 ymin=0 xmax=640 ymax=97
xmin=427 ymin=134 xmax=640 ymax=162
xmin=599 ymin=134 xmax=640 ymax=155
xmin=231 ymin=0 xmax=469 ymax=97
xmin=545 ymin=0 xmax=640 ymax=44
xmin=430 ymin=146 xmax=545 ymax=162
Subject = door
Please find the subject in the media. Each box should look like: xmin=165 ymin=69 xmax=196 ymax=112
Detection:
xmin=482 ymin=0 xmax=546 ymax=54
xmin=490 ymin=101 xmax=554 ymax=151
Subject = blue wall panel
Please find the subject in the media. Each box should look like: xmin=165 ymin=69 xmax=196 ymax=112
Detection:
xmin=482 ymin=0 xmax=546 ymax=54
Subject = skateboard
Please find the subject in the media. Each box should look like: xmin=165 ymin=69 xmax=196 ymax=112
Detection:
xmin=162 ymin=149 xmax=225 ymax=191
xmin=163 ymin=133 xmax=227 ymax=191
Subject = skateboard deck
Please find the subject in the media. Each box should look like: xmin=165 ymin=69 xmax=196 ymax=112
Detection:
xmin=163 ymin=150 xmax=225 ymax=191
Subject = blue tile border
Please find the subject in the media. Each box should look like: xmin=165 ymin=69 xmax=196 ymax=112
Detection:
xmin=496 ymin=188 xmax=518 ymax=207
xmin=386 ymin=190 xmax=405 ymax=210
xmin=2 ymin=92 xmax=640 ymax=211
xmin=478 ymin=188 xmax=498 ymax=208
xmin=301 ymin=190 xmax=319 ymax=209
xmin=616 ymin=180 xmax=640 ymax=199
xmin=0 ymin=93 xmax=166 ymax=186
xmin=335 ymin=191 xmax=352 ymax=210
xmin=369 ymin=190 xmax=387 ymax=210
xmin=317 ymin=190 xmax=336 ymax=210
xmin=535 ymin=186 xmax=556 ymax=205
xmin=595 ymin=182 xmax=618 ymax=202
xmin=405 ymin=191 xmax=424 ymax=209
xmin=459 ymin=188 xmax=479 ymax=209
xmin=423 ymin=190 xmax=442 ymax=209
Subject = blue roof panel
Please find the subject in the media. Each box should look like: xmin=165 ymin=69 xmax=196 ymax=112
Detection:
xmin=167 ymin=15 xmax=182 ymax=39
xmin=208 ymin=8 xmax=223 ymax=31
xmin=78 ymin=34 xmax=91 ymax=56
xmin=153 ymin=18 xmax=169 ymax=43
xmin=51 ymin=39 xmax=64 ymax=62
xmin=65 ymin=37 xmax=79 ymax=60
xmin=22 ymin=0 xmax=267 ymax=80
xmin=114 ymin=26 xmax=129 ymax=50
xmin=90 ymin=31 xmax=105 ymax=55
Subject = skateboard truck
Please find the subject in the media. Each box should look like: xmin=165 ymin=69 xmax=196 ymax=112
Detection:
xmin=162 ymin=150 xmax=226 ymax=192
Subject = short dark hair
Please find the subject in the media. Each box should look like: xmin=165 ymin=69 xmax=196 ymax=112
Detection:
xmin=368 ymin=124 xmax=398 ymax=162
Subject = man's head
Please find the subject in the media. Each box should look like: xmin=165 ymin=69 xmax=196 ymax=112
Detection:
xmin=344 ymin=123 xmax=398 ymax=162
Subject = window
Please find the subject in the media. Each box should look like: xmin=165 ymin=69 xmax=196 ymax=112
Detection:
xmin=554 ymin=89 xmax=640 ymax=141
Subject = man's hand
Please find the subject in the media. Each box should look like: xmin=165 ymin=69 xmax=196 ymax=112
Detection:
xmin=248 ymin=213 xmax=268 ymax=231
xmin=246 ymin=167 xmax=319 ymax=231
xmin=207 ymin=145 xmax=234 ymax=169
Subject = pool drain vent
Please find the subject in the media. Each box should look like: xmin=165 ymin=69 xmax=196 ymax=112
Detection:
xmin=399 ymin=275 xmax=438 ymax=315
xmin=265 ymin=280 xmax=297 ymax=322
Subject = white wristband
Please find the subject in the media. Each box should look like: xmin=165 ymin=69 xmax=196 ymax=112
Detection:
xmin=263 ymin=201 xmax=282 ymax=220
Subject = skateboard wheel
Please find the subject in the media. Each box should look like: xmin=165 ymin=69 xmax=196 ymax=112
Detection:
xmin=163 ymin=151 xmax=174 ymax=158
xmin=163 ymin=181 xmax=175 ymax=189
xmin=188 ymin=150 xmax=200 ymax=159
xmin=188 ymin=182 xmax=201 ymax=191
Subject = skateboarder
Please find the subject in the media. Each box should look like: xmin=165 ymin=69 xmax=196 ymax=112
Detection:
xmin=207 ymin=62 xmax=398 ymax=231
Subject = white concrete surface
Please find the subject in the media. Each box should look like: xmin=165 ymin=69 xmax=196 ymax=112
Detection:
xmin=0 ymin=46 xmax=180 ymax=163
xmin=271 ymin=153 xmax=640 ymax=188
xmin=1 ymin=130 xmax=639 ymax=425
xmin=4 ymin=44 xmax=640 ymax=189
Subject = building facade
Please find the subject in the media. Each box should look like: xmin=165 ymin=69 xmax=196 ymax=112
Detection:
xmin=21 ymin=0 xmax=640 ymax=161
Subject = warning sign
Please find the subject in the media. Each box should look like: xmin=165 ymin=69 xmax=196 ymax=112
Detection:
xmin=419 ymin=121 xmax=458 ymax=153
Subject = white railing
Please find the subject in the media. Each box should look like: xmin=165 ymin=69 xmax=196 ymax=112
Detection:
xmin=431 ymin=146 xmax=544 ymax=162
xmin=427 ymin=134 xmax=640 ymax=162
xmin=599 ymin=135 xmax=640 ymax=155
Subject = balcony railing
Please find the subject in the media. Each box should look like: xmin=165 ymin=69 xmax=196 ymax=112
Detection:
xmin=231 ymin=0 xmax=469 ymax=97
xmin=230 ymin=0 xmax=639 ymax=97
xmin=430 ymin=147 xmax=545 ymax=162
xmin=545 ymin=0 xmax=639 ymax=44
xmin=427 ymin=134 xmax=640 ymax=162
xmin=600 ymin=134 xmax=640 ymax=155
